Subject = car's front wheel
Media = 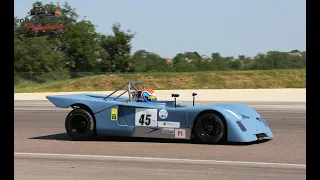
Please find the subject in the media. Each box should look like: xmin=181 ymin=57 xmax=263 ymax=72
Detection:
xmin=193 ymin=112 xmax=226 ymax=144
xmin=65 ymin=109 xmax=96 ymax=141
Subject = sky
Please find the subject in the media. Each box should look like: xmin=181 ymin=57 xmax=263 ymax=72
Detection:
xmin=14 ymin=0 xmax=306 ymax=58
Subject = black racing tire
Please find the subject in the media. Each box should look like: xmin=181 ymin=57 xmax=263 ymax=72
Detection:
xmin=193 ymin=113 xmax=226 ymax=144
xmin=65 ymin=108 xmax=96 ymax=141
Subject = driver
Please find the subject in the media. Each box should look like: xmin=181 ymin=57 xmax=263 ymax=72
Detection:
xmin=137 ymin=88 xmax=157 ymax=102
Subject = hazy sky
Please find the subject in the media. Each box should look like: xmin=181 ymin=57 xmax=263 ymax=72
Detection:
xmin=14 ymin=0 xmax=306 ymax=58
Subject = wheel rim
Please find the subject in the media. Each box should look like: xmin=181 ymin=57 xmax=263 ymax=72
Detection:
xmin=70 ymin=114 xmax=89 ymax=134
xmin=196 ymin=116 xmax=221 ymax=141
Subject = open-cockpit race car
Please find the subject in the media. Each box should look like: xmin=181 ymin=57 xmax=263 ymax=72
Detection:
xmin=46 ymin=81 xmax=273 ymax=144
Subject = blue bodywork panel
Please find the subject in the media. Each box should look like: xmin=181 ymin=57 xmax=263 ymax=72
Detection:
xmin=46 ymin=92 xmax=273 ymax=143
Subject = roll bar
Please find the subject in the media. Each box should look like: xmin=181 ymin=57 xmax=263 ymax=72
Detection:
xmin=103 ymin=81 xmax=145 ymax=101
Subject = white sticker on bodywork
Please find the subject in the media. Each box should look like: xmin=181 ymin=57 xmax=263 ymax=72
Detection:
xmin=174 ymin=129 xmax=186 ymax=139
xmin=158 ymin=121 xmax=180 ymax=128
xmin=135 ymin=108 xmax=158 ymax=127
xmin=162 ymin=128 xmax=174 ymax=134
xmin=158 ymin=109 xmax=168 ymax=119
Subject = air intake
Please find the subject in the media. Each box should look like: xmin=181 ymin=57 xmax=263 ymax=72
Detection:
xmin=256 ymin=117 xmax=268 ymax=127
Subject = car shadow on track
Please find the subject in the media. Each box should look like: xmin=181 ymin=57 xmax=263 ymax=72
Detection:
xmin=29 ymin=133 xmax=270 ymax=146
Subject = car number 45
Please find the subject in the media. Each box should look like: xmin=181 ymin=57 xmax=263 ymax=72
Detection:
xmin=135 ymin=108 xmax=157 ymax=127
xmin=139 ymin=114 xmax=151 ymax=125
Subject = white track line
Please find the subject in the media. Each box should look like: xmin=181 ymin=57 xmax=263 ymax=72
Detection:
xmin=14 ymin=152 xmax=306 ymax=168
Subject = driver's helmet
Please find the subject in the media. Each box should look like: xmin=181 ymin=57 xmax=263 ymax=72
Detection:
xmin=138 ymin=88 xmax=157 ymax=102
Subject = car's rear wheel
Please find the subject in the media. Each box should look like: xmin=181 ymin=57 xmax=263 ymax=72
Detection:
xmin=193 ymin=113 xmax=226 ymax=144
xmin=65 ymin=109 xmax=96 ymax=141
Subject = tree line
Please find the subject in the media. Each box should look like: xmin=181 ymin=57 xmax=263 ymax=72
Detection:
xmin=14 ymin=2 xmax=306 ymax=84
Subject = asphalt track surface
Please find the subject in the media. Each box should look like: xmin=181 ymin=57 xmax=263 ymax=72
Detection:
xmin=14 ymin=101 xmax=306 ymax=180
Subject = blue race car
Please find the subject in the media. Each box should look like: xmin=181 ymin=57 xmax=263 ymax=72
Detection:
xmin=46 ymin=81 xmax=273 ymax=144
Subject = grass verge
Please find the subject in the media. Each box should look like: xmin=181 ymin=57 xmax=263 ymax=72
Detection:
xmin=14 ymin=69 xmax=306 ymax=93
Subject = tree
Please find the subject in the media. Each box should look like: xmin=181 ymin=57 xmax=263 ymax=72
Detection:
xmin=290 ymin=49 xmax=300 ymax=53
xmin=99 ymin=23 xmax=135 ymax=72
xmin=174 ymin=60 xmax=197 ymax=72
xmin=14 ymin=1 xmax=106 ymax=77
xmin=242 ymin=57 xmax=254 ymax=70
xmin=211 ymin=52 xmax=221 ymax=60
xmin=172 ymin=53 xmax=184 ymax=65
xmin=184 ymin=52 xmax=201 ymax=60
xmin=14 ymin=36 xmax=68 ymax=82
xmin=132 ymin=50 xmax=169 ymax=72
xmin=230 ymin=60 xmax=242 ymax=69
xmin=63 ymin=20 xmax=105 ymax=76
xmin=238 ymin=55 xmax=245 ymax=60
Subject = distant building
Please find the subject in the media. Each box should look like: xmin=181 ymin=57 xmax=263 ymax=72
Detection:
xmin=288 ymin=52 xmax=302 ymax=57
xmin=164 ymin=57 xmax=173 ymax=63
xmin=201 ymin=55 xmax=209 ymax=59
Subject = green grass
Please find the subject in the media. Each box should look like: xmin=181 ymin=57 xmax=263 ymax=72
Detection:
xmin=14 ymin=69 xmax=306 ymax=93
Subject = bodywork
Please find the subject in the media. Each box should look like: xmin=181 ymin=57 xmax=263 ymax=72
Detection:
xmin=46 ymin=81 xmax=273 ymax=142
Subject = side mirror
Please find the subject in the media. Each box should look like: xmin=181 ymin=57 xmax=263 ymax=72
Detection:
xmin=171 ymin=94 xmax=180 ymax=108
xmin=192 ymin=92 xmax=197 ymax=106
xmin=172 ymin=94 xmax=180 ymax=98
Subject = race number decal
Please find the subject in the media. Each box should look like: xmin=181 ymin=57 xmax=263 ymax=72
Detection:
xmin=111 ymin=108 xmax=118 ymax=121
xmin=135 ymin=108 xmax=157 ymax=127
